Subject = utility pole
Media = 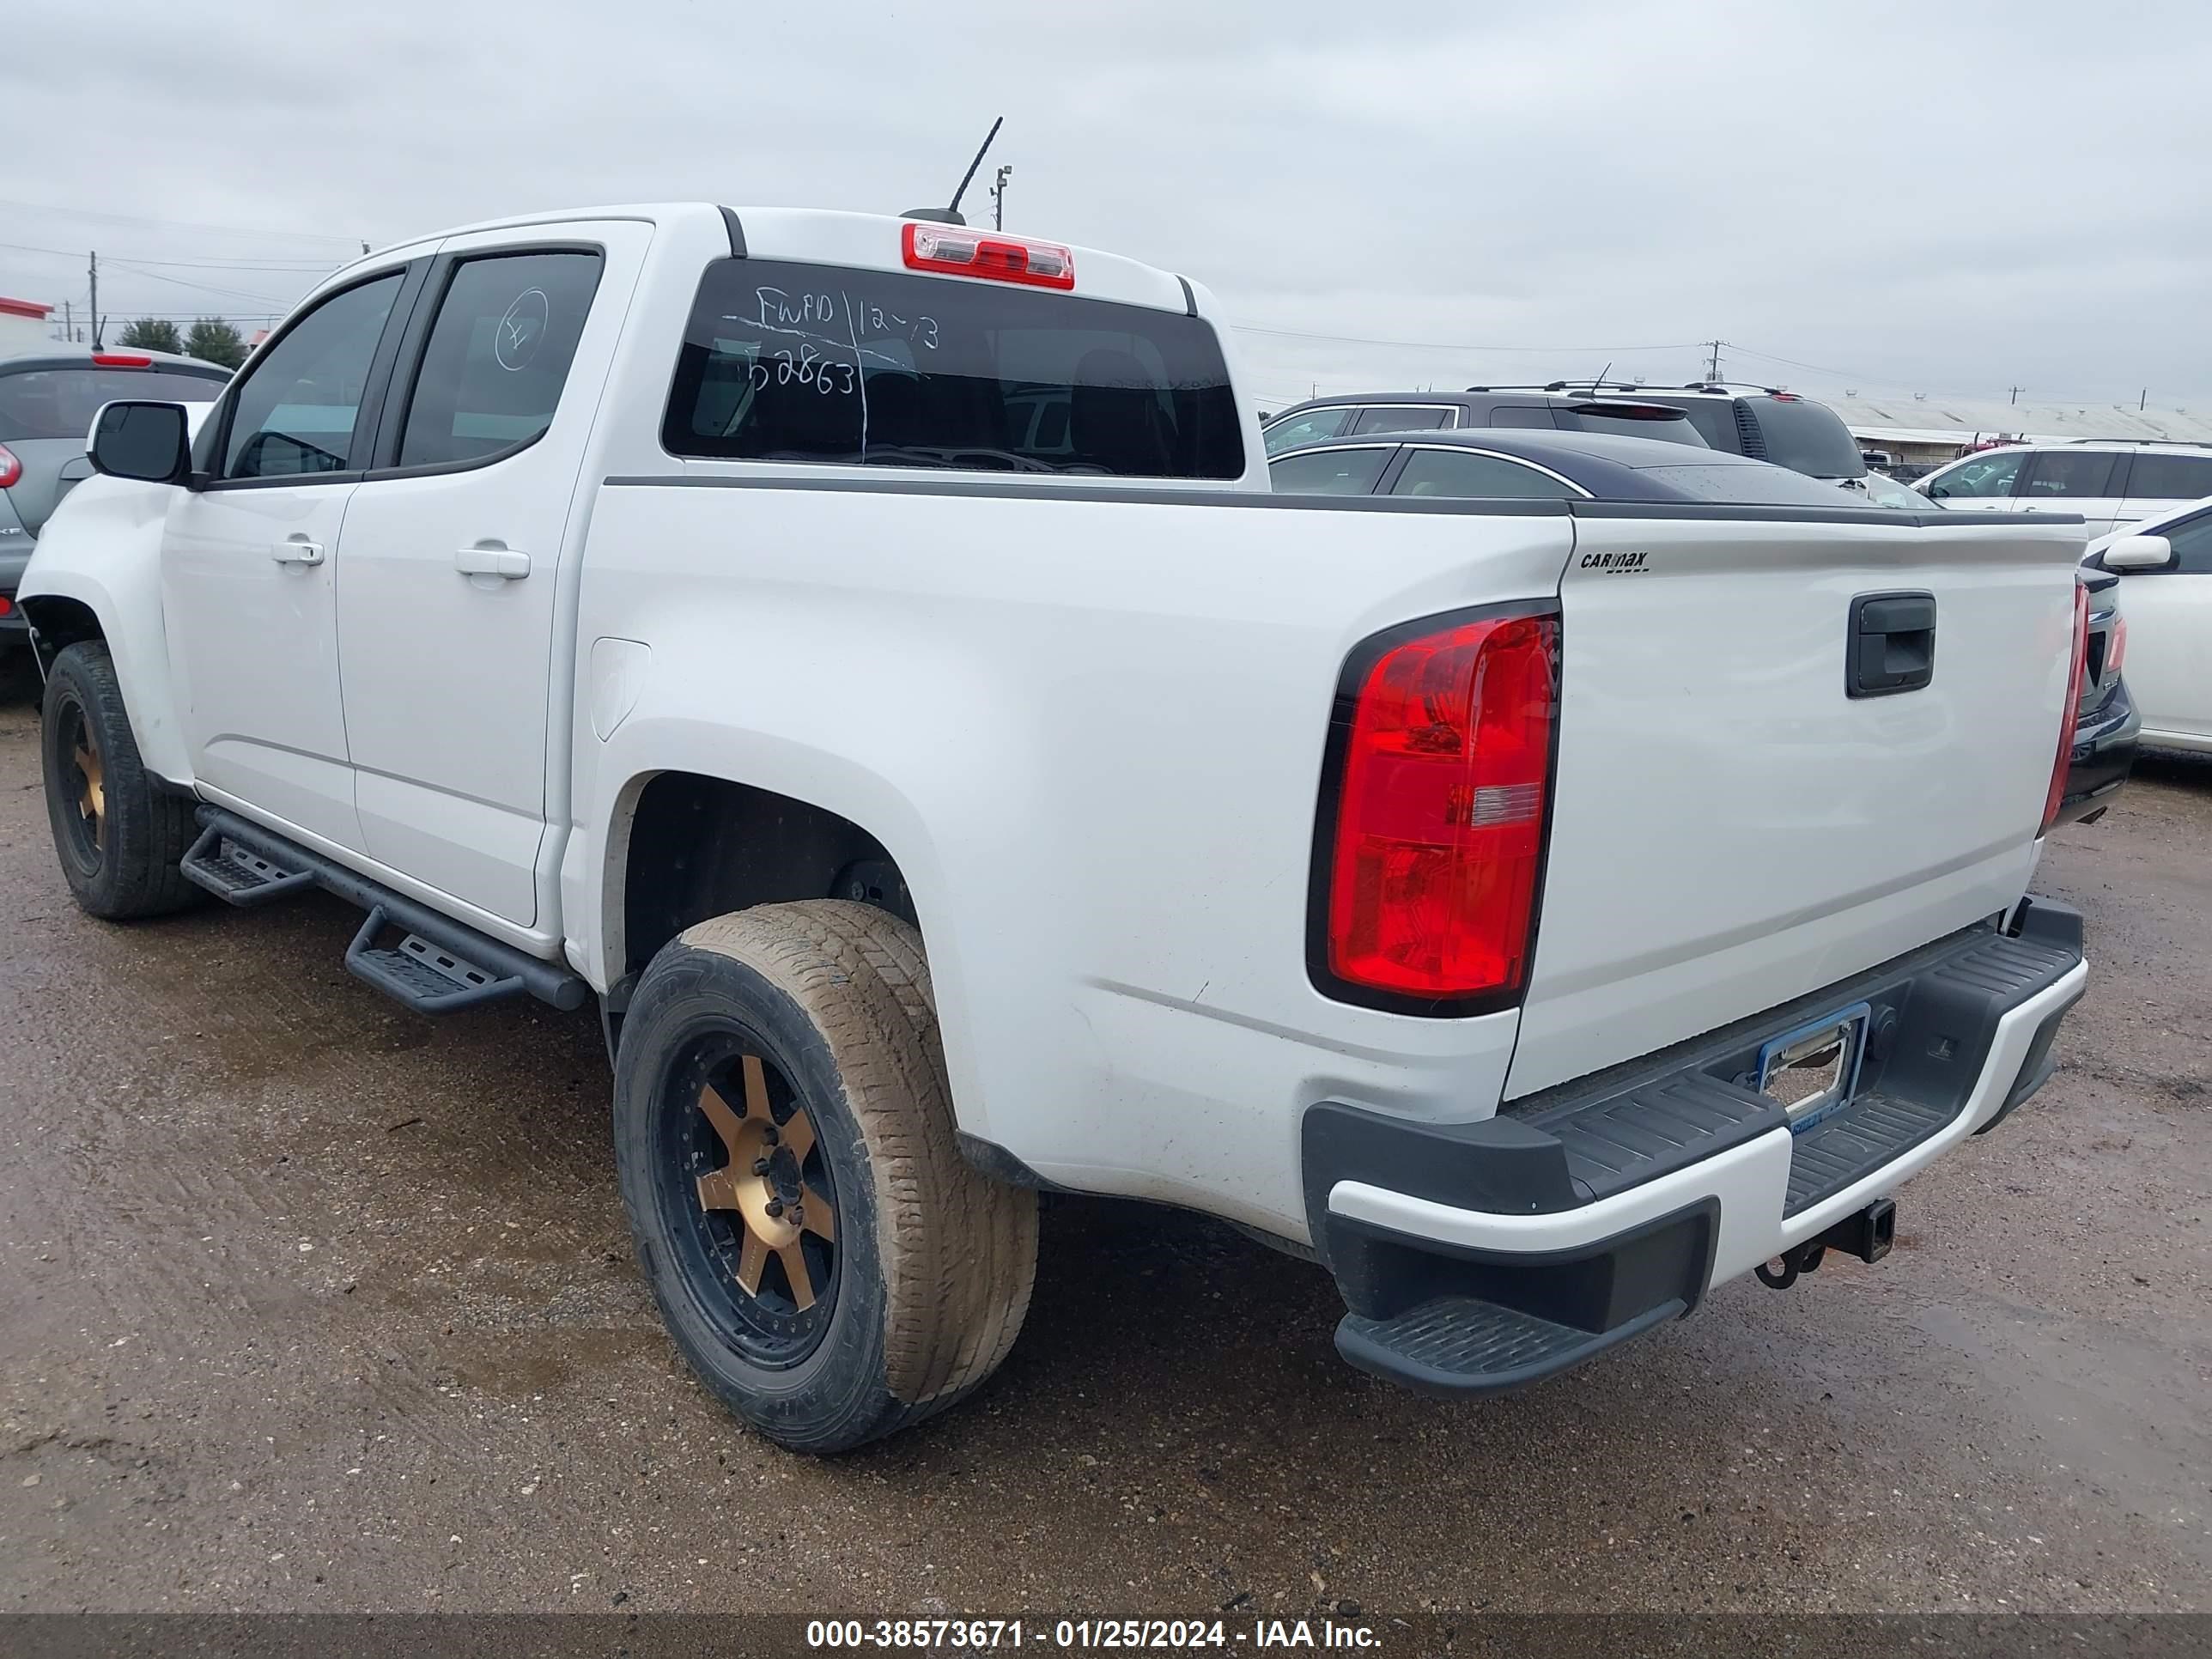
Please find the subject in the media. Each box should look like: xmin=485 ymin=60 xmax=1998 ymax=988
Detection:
xmin=989 ymin=165 xmax=1012 ymax=232
xmin=2008 ymin=385 xmax=2024 ymax=404
xmin=61 ymin=301 xmax=71 ymax=343
xmin=1705 ymin=339 xmax=1723 ymax=381
xmin=88 ymin=251 xmax=100 ymax=349
xmin=2140 ymin=387 xmax=2148 ymax=410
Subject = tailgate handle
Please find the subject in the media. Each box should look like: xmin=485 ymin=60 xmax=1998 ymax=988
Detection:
xmin=1847 ymin=590 xmax=1936 ymax=698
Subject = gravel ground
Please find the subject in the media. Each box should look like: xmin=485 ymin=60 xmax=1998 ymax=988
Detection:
xmin=0 ymin=702 xmax=2205 ymax=1616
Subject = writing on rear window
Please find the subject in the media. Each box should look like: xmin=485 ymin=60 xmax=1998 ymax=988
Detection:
xmin=662 ymin=258 xmax=1243 ymax=479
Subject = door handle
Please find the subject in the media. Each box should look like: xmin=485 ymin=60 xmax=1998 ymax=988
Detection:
xmin=1846 ymin=590 xmax=1936 ymax=698
xmin=455 ymin=545 xmax=531 ymax=580
xmin=271 ymin=538 xmax=325 ymax=566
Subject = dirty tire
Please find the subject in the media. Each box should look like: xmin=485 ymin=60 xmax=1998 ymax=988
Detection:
xmin=40 ymin=641 xmax=200 ymax=920
xmin=614 ymin=899 xmax=1038 ymax=1454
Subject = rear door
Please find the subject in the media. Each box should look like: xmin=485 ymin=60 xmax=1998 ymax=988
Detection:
xmin=2118 ymin=451 xmax=2212 ymax=528
xmin=2015 ymin=449 xmax=2128 ymax=538
xmin=1262 ymin=406 xmax=1353 ymax=457
xmin=1504 ymin=508 xmax=2087 ymax=1098
xmin=334 ymin=223 xmax=643 ymax=927
xmin=1348 ymin=403 xmax=1458 ymax=436
xmin=2107 ymin=507 xmax=2212 ymax=744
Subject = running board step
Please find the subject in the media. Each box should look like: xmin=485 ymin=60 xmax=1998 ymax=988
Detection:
xmin=1335 ymin=1294 xmax=1683 ymax=1398
xmin=179 ymin=825 xmax=318 ymax=908
xmin=186 ymin=806 xmax=590 ymax=1016
xmin=346 ymin=905 xmax=524 ymax=1013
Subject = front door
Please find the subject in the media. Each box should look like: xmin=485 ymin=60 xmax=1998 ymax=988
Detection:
xmin=2113 ymin=507 xmax=2212 ymax=746
xmin=335 ymin=228 xmax=639 ymax=927
xmin=162 ymin=268 xmax=414 ymax=850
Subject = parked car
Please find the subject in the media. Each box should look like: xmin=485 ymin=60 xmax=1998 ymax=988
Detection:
xmin=1919 ymin=441 xmax=2212 ymax=541
xmin=1261 ymin=389 xmax=1707 ymax=457
xmin=1269 ymin=427 xmax=1884 ymax=507
xmin=25 ymin=201 xmax=2091 ymax=1455
xmin=1477 ymin=380 xmax=1869 ymax=483
xmin=2060 ymin=568 xmax=2140 ymax=821
xmin=2081 ymin=495 xmax=2212 ymax=753
xmin=0 ymin=349 xmax=229 ymax=676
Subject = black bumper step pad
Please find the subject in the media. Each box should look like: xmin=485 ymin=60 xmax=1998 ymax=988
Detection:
xmin=1784 ymin=1091 xmax=1951 ymax=1215
xmin=179 ymin=826 xmax=317 ymax=908
xmin=344 ymin=905 xmax=526 ymax=1014
xmin=1336 ymin=1293 xmax=1682 ymax=1397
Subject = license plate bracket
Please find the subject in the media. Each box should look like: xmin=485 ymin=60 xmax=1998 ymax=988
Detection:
xmin=1756 ymin=1003 xmax=1871 ymax=1137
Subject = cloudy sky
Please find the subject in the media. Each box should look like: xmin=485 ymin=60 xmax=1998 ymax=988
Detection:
xmin=6 ymin=0 xmax=2209 ymax=411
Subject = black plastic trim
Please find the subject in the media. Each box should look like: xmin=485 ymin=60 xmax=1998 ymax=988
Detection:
xmin=192 ymin=806 xmax=588 ymax=1012
xmin=1569 ymin=500 xmax=2079 ymax=526
xmin=718 ymin=206 xmax=747 ymax=258
xmin=605 ymin=471 xmax=1570 ymax=514
xmin=1303 ymin=599 xmax=1563 ymax=1019
xmin=1175 ymin=274 xmax=1196 ymax=317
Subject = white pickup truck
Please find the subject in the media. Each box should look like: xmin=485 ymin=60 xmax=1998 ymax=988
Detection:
xmin=23 ymin=204 xmax=2092 ymax=1453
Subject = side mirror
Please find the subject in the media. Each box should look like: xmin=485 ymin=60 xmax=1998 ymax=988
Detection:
xmin=2101 ymin=534 xmax=2172 ymax=571
xmin=88 ymin=400 xmax=192 ymax=485
xmin=1924 ymin=483 xmax=1949 ymax=500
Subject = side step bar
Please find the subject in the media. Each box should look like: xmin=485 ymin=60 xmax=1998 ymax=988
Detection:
xmin=185 ymin=806 xmax=590 ymax=1016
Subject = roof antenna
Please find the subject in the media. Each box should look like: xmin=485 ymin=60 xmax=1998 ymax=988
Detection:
xmin=903 ymin=116 xmax=1004 ymax=227
xmin=1589 ymin=362 xmax=1612 ymax=395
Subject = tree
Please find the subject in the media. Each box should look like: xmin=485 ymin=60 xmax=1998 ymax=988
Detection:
xmin=183 ymin=318 xmax=248 ymax=370
xmin=116 ymin=318 xmax=184 ymax=355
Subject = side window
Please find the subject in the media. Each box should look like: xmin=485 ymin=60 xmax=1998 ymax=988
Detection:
xmin=1267 ymin=447 xmax=1393 ymax=495
xmin=1392 ymin=447 xmax=1580 ymax=500
xmin=222 ymin=272 xmax=405 ymax=479
xmin=1351 ymin=404 xmax=1452 ymax=434
xmin=2124 ymin=453 xmax=2212 ymax=501
xmin=1486 ymin=406 xmax=1557 ymax=429
xmin=2162 ymin=512 xmax=2212 ymax=574
xmin=1929 ymin=449 xmax=2027 ymax=499
xmin=397 ymin=251 xmax=604 ymax=469
xmin=1263 ymin=408 xmax=1352 ymax=457
xmin=2020 ymin=451 xmax=2118 ymax=498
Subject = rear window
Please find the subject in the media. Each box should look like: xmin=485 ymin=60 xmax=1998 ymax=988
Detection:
xmin=1555 ymin=404 xmax=1709 ymax=446
xmin=1636 ymin=463 xmax=1870 ymax=507
xmin=1655 ymin=398 xmax=1742 ymax=453
xmin=0 ymin=367 xmax=224 ymax=441
xmin=2124 ymin=453 xmax=2212 ymax=500
xmin=1744 ymin=396 xmax=1863 ymax=478
xmin=663 ymin=258 xmax=1243 ymax=478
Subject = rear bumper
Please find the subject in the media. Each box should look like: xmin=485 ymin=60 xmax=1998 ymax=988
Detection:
xmin=2057 ymin=683 xmax=2139 ymax=824
xmin=1304 ymin=896 xmax=2087 ymax=1396
xmin=0 ymin=538 xmax=29 ymax=648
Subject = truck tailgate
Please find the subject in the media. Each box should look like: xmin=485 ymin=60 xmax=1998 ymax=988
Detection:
xmin=1504 ymin=509 xmax=2087 ymax=1100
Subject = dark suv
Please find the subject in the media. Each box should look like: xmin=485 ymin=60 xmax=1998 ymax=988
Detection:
xmin=1261 ymin=389 xmax=1707 ymax=457
xmin=0 ymin=349 xmax=231 ymax=676
xmin=1495 ymin=380 xmax=1868 ymax=481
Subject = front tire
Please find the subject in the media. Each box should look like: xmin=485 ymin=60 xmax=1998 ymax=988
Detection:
xmin=40 ymin=641 xmax=200 ymax=920
xmin=614 ymin=900 xmax=1037 ymax=1454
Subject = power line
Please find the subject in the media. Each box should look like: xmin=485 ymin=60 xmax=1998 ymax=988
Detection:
xmin=0 ymin=240 xmax=332 ymax=271
xmin=0 ymin=194 xmax=367 ymax=247
xmin=99 ymin=258 xmax=296 ymax=307
xmin=1231 ymin=322 xmax=1706 ymax=355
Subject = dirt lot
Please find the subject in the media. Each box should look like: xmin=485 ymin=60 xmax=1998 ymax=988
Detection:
xmin=0 ymin=701 xmax=2206 ymax=1617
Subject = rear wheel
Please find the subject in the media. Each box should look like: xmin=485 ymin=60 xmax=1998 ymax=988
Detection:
xmin=40 ymin=641 xmax=200 ymax=920
xmin=614 ymin=900 xmax=1037 ymax=1453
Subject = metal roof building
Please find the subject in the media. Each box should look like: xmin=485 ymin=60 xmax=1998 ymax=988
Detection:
xmin=1828 ymin=392 xmax=2212 ymax=453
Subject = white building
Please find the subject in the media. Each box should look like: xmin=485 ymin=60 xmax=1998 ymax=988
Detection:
xmin=1828 ymin=392 xmax=2212 ymax=468
xmin=0 ymin=296 xmax=58 ymax=356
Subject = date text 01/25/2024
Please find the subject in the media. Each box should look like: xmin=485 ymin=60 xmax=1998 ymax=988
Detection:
xmin=805 ymin=1618 xmax=1383 ymax=1650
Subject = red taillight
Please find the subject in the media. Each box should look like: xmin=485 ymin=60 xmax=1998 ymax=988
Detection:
xmin=902 ymin=221 xmax=1075 ymax=289
xmin=1320 ymin=609 xmax=1560 ymax=1005
xmin=91 ymin=351 xmax=153 ymax=368
xmin=2105 ymin=611 xmax=2128 ymax=678
xmin=2041 ymin=581 xmax=2090 ymax=834
xmin=0 ymin=597 xmax=13 ymax=617
xmin=0 ymin=443 xmax=18 ymax=489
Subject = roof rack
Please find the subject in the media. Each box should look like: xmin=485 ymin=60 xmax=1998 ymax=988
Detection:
xmin=2062 ymin=437 xmax=2212 ymax=448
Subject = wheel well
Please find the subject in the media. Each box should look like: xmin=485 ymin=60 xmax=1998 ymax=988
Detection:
xmin=620 ymin=773 xmax=918 ymax=983
xmin=20 ymin=596 xmax=103 ymax=655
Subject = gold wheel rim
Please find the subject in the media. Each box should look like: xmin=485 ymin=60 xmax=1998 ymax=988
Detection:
xmin=72 ymin=728 xmax=106 ymax=852
xmin=692 ymin=1054 xmax=836 ymax=1310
